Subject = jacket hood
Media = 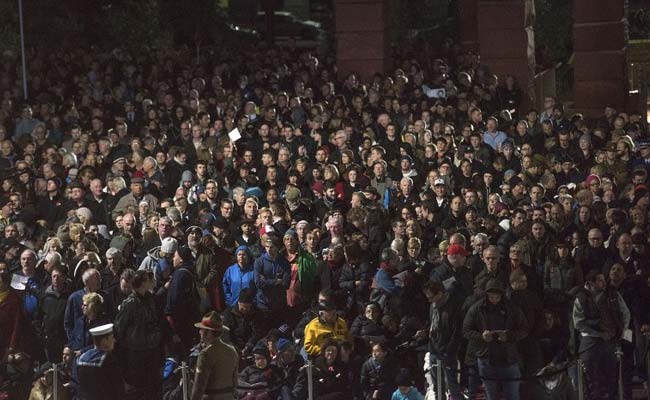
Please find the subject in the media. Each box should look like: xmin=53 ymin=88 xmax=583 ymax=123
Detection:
xmin=146 ymin=246 xmax=163 ymax=260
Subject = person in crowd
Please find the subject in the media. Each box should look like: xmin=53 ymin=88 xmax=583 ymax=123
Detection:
xmin=3 ymin=25 xmax=650 ymax=400
xmin=76 ymin=323 xmax=124 ymax=400
xmin=190 ymin=311 xmax=239 ymax=400
xmin=304 ymin=300 xmax=352 ymax=357
xmin=223 ymin=246 xmax=256 ymax=308
xmin=114 ymin=270 xmax=162 ymax=400
xmin=463 ymin=279 xmax=527 ymax=400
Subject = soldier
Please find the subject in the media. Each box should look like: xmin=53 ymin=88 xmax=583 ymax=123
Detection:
xmin=191 ymin=311 xmax=239 ymax=400
xmin=76 ymin=323 xmax=124 ymax=400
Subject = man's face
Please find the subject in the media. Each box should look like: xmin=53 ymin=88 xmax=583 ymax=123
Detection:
xmin=220 ymin=203 xmax=233 ymax=218
xmin=205 ymin=182 xmax=217 ymax=199
xmin=51 ymin=269 xmax=65 ymax=289
xmin=157 ymin=218 xmax=172 ymax=236
xmin=532 ymin=223 xmax=545 ymax=239
xmin=487 ymin=292 xmax=502 ymax=305
xmin=21 ymin=251 xmax=36 ymax=272
xmin=618 ymin=235 xmax=633 ymax=255
xmin=483 ymin=250 xmax=499 ymax=272
xmin=447 ymin=254 xmax=466 ymax=268
xmin=131 ymin=182 xmax=144 ymax=196
xmin=123 ymin=216 xmax=135 ymax=232
xmin=4 ymin=225 xmax=17 ymax=238
xmin=196 ymin=164 xmax=207 ymax=177
xmin=71 ymin=187 xmax=85 ymax=202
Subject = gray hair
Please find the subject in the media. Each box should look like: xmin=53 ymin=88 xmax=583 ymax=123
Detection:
xmin=82 ymin=268 xmax=100 ymax=284
xmin=105 ymin=247 xmax=122 ymax=262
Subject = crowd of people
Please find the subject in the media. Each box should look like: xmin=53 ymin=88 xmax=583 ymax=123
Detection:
xmin=0 ymin=35 xmax=649 ymax=400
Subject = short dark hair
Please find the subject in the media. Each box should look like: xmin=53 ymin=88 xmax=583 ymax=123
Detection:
xmin=132 ymin=269 xmax=152 ymax=289
xmin=422 ymin=279 xmax=445 ymax=295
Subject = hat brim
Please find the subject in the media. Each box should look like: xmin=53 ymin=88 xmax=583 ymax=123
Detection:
xmin=194 ymin=322 xmax=229 ymax=332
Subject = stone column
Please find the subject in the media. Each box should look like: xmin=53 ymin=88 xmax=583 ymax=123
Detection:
xmin=573 ymin=0 xmax=627 ymax=116
xmin=335 ymin=0 xmax=390 ymax=82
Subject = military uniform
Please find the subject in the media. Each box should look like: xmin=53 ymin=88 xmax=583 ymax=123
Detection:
xmin=191 ymin=338 xmax=239 ymax=400
xmin=77 ymin=348 xmax=125 ymax=400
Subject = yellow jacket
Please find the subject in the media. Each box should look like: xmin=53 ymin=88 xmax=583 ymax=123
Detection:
xmin=303 ymin=316 xmax=352 ymax=356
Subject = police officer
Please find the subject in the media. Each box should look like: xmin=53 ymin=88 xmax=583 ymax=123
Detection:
xmin=77 ymin=323 xmax=125 ymax=400
xmin=191 ymin=311 xmax=239 ymax=400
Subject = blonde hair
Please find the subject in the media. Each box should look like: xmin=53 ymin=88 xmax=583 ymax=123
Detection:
xmin=82 ymin=292 xmax=104 ymax=315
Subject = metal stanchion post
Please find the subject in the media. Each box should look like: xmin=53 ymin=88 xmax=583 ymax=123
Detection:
xmin=181 ymin=361 xmax=189 ymax=400
xmin=615 ymin=346 xmax=624 ymax=400
xmin=576 ymin=360 xmax=585 ymax=400
xmin=306 ymin=359 xmax=314 ymax=400
xmin=52 ymin=363 xmax=58 ymax=400
xmin=645 ymin=332 xmax=650 ymax=400
xmin=435 ymin=361 xmax=445 ymax=400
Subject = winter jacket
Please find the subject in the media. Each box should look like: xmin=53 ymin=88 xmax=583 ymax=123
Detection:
xmin=253 ymin=252 xmax=290 ymax=311
xmin=428 ymin=291 xmax=464 ymax=357
xmin=222 ymin=263 xmax=256 ymax=308
xmin=237 ymin=364 xmax=284 ymax=399
xmin=431 ymin=260 xmax=473 ymax=299
xmin=350 ymin=315 xmax=385 ymax=350
xmin=339 ymin=261 xmax=372 ymax=311
xmin=462 ymin=295 xmax=528 ymax=366
xmin=222 ymin=305 xmax=267 ymax=351
xmin=39 ymin=284 xmax=70 ymax=346
xmin=292 ymin=357 xmax=351 ymax=399
xmin=139 ymin=247 xmax=172 ymax=288
xmin=304 ymin=316 xmax=352 ymax=356
xmin=164 ymin=266 xmax=200 ymax=332
xmin=114 ymin=291 xmax=161 ymax=350
xmin=63 ymin=289 xmax=89 ymax=349
xmin=544 ymin=258 xmax=583 ymax=293
xmin=360 ymin=356 xmax=398 ymax=400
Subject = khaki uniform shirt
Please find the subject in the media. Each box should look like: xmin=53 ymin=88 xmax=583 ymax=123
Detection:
xmin=194 ymin=338 xmax=239 ymax=400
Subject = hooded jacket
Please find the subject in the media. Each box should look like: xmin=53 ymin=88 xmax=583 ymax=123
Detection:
xmin=462 ymin=283 xmax=528 ymax=366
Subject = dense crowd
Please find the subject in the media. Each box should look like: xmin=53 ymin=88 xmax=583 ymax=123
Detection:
xmin=0 ymin=39 xmax=648 ymax=400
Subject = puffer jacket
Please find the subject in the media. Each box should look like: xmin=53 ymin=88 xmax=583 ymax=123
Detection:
xmin=114 ymin=291 xmax=161 ymax=350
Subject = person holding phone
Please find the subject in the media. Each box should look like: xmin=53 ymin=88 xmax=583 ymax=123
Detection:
xmin=462 ymin=279 xmax=528 ymax=400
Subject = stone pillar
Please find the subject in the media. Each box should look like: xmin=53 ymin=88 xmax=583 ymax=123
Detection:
xmin=458 ymin=0 xmax=479 ymax=52
xmin=477 ymin=0 xmax=536 ymax=108
xmin=335 ymin=0 xmax=390 ymax=83
xmin=573 ymin=0 xmax=627 ymax=116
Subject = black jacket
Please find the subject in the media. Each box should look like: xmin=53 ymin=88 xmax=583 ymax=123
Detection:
xmin=462 ymin=295 xmax=528 ymax=366
xmin=222 ymin=305 xmax=267 ymax=351
xmin=114 ymin=291 xmax=161 ymax=350
xmin=428 ymin=291 xmax=464 ymax=357
xmin=39 ymin=284 xmax=70 ymax=344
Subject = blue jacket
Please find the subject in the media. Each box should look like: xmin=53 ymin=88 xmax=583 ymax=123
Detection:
xmin=374 ymin=268 xmax=399 ymax=295
xmin=64 ymin=289 xmax=88 ymax=348
xmin=253 ymin=252 xmax=290 ymax=311
xmin=222 ymin=263 xmax=256 ymax=307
